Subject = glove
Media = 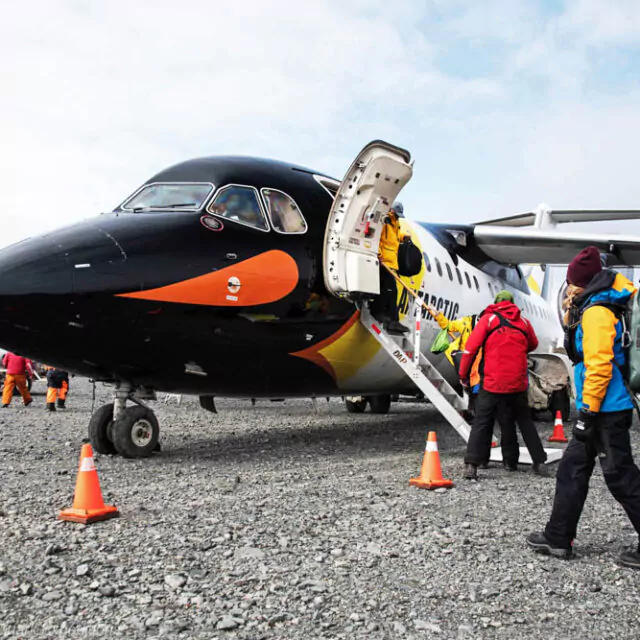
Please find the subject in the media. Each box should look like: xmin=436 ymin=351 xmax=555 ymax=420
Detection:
xmin=572 ymin=409 xmax=597 ymax=443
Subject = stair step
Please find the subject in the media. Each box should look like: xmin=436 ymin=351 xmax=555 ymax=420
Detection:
xmin=358 ymin=305 xmax=471 ymax=443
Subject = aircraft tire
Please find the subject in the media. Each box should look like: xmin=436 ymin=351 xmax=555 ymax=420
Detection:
xmin=345 ymin=398 xmax=367 ymax=413
xmin=199 ymin=395 xmax=217 ymax=413
xmin=88 ymin=403 xmax=117 ymax=455
xmin=111 ymin=406 xmax=159 ymax=458
xmin=549 ymin=387 xmax=571 ymax=424
xmin=368 ymin=394 xmax=391 ymax=414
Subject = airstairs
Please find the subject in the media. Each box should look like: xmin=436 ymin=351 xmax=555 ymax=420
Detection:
xmin=358 ymin=292 xmax=564 ymax=465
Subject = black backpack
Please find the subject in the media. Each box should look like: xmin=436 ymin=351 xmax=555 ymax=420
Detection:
xmin=397 ymin=238 xmax=422 ymax=276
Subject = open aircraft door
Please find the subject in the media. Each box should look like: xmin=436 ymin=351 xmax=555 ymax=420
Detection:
xmin=323 ymin=140 xmax=413 ymax=299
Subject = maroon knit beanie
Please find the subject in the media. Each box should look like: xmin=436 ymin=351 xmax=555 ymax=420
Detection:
xmin=566 ymin=246 xmax=602 ymax=287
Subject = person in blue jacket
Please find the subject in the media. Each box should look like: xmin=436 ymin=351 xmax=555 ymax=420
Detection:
xmin=528 ymin=246 xmax=640 ymax=568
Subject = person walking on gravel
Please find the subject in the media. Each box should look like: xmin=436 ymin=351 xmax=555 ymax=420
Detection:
xmin=459 ymin=290 xmax=547 ymax=479
xmin=1 ymin=352 xmax=33 ymax=407
xmin=528 ymin=246 xmax=640 ymax=568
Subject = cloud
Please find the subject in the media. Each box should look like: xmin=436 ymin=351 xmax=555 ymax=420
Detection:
xmin=1 ymin=0 xmax=640 ymax=250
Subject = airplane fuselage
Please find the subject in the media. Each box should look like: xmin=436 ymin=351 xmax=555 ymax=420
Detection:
xmin=0 ymin=156 xmax=562 ymax=397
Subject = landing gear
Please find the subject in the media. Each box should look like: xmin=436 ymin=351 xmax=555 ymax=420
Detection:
xmin=199 ymin=395 xmax=217 ymax=413
xmin=549 ymin=387 xmax=571 ymax=423
xmin=88 ymin=403 xmax=117 ymax=455
xmin=87 ymin=383 xmax=160 ymax=458
xmin=367 ymin=394 xmax=391 ymax=414
xmin=345 ymin=397 xmax=367 ymax=413
xmin=111 ymin=406 xmax=159 ymax=458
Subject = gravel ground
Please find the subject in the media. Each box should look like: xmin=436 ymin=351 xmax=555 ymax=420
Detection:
xmin=1 ymin=378 xmax=640 ymax=639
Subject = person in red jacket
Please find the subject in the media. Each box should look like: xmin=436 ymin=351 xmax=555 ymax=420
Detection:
xmin=1 ymin=352 xmax=34 ymax=407
xmin=458 ymin=291 xmax=547 ymax=479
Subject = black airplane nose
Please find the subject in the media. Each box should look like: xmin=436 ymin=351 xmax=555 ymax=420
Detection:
xmin=0 ymin=235 xmax=73 ymax=297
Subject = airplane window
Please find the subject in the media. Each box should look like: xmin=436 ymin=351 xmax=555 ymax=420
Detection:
xmin=455 ymin=267 xmax=463 ymax=285
xmin=208 ymin=185 xmax=269 ymax=231
xmin=445 ymin=263 xmax=453 ymax=281
xmin=261 ymin=189 xmax=307 ymax=234
xmin=423 ymin=252 xmax=432 ymax=272
xmin=473 ymin=275 xmax=480 ymax=292
xmin=464 ymin=272 xmax=472 ymax=289
xmin=122 ymin=182 xmax=213 ymax=212
xmin=435 ymin=258 xmax=443 ymax=277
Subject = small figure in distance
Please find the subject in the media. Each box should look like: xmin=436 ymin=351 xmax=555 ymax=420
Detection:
xmin=1 ymin=352 xmax=33 ymax=408
xmin=528 ymin=246 xmax=640 ymax=568
xmin=45 ymin=366 xmax=69 ymax=412
xmin=371 ymin=201 xmax=411 ymax=336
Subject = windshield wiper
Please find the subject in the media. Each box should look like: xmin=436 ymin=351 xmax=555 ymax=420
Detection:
xmin=132 ymin=202 xmax=197 ymax=212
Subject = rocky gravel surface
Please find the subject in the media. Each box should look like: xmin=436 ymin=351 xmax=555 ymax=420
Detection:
xmin=1 ymin=378 xmax=640 ymax=639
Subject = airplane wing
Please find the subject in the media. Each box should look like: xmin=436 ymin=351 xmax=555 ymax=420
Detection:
xmin=472 ymin=225 xmax=640 ymax=266
xmin=476 ymin=207 xmax=640 ymax=228
xmin=461 ymin=205 xmax=640 ymax=265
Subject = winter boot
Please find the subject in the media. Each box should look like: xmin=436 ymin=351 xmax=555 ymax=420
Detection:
xmin=531 ymin=463 xmax=549 ymax=477
xmin=526 ymin=532 xmax=572 ymax=559
xmin=463 ymin=463 xmax=478 ymax=480
xmin=619 ymin=548 xmax=640 ymax=569
xmin=385 ymin=320 xmax=409 ymax=335
xmin=46 ymin=403 xmax=56 ymax=412
xmin=57 ymin=399 xmax=66 ymax=409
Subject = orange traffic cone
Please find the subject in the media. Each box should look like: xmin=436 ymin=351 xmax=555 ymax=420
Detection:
xmin=548 ymin=410 xmax=568 ymax=443
xmin=409 ymin=431 xmax=454 ymax=490
xmin=59 ymin=444 xmax=119 ymax=524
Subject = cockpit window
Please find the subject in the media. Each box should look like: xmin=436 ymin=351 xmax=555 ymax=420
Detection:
xmin=207 ymin=185 xmax=269 ymax=231
xmin=261 ymin=189 xmax=307 ymax=234
xmin=122 ymin=182 xmax=213 ymax=212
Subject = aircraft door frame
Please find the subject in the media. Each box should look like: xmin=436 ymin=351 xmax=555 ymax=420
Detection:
xmin=322 ymin=140 xmax=413 ymax=299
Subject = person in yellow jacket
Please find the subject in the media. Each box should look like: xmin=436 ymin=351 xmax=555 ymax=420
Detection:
xmin=431 ymin=311 xmax=477 ymax=369
xmin=372 ymin=201 xmax=410 ymax=335
xmin=429 ymin=308 xmax=483 ymax=416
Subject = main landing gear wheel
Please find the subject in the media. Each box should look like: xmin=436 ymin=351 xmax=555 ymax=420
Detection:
xmin=550 ymin=387 xmax=571 ymax=423
xmin=199 ymin=395 xmax=217 ymax=413
xmin=367 ymin=394 xmax=391 ymax=414
xmin=88 ymin=403 xmax=117 ymax=455
xmin=345 ymin=398 xmax=367 ymax=413
xmin=111 ymin=406 xmax=159 ymax=458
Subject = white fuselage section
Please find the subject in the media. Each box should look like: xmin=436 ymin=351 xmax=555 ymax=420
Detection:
xmin=339 ymin=222 xmax=563 ymax=394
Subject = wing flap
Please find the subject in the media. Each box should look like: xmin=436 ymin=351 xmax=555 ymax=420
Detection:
xmin=478 ymin=205 xmax=640 ymax=227
xmin=473 ymin=226 xmax=640 ymax=266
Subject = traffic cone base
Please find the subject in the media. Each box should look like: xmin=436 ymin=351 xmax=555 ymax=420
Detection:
xmin=59 ymin=444 xmax=119 ymax=524
xmin=409 ymin=476 xmax=454 ymax=490
xmin=549 ymin=410 xmax=568 ymax=443
xmin=58 ymin=505 xmax=119 ymax=524
xmin=409 ymin=431 xmax=453 ymax=490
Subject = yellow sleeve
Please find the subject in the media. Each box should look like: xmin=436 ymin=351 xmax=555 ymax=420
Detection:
xmin=447 ymin=318 xmax=466 ymax=335
xmin=581 ymin=306 xmax=617 ymax=412
xmin=434 ymin=313 xmax=450 ymax=330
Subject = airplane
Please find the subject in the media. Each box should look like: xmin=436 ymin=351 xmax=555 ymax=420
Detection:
xmin=1 ymin=140 xmax=639 ymax=458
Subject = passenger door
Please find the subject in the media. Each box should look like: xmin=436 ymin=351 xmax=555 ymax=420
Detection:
xmin=323 ymin=140 xmax=413 ymax=299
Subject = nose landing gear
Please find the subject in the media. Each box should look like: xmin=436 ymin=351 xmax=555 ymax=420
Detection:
xmin=87 ymin=383 xmax=160 ymax=458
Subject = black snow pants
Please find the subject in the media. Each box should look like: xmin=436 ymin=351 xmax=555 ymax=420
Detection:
xmin=371 ymin=267 xmax=399 ymax=323
xmin=544 ymin=410 xmax=640 ymax=547
xmin=464 ymin=389 xmax=547 ymax=467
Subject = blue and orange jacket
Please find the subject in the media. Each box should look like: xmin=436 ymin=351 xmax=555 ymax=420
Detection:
xmin=570 ymin=271 xmax=636 ymax=413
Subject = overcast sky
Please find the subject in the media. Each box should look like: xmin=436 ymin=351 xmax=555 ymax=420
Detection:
xmin=2 ymin=0 xmax=640 ymax=248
